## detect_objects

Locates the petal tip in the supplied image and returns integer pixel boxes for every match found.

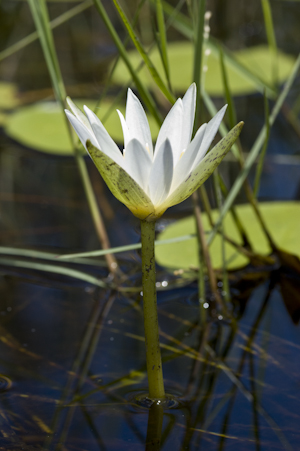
[83,105,92,115]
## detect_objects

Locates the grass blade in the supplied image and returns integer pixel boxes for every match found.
[213,170,231,303]
[202,90,240,161]
[261,0,278,85]
[93,0,162,124]
[192,0,206,129]
[219,45,237,129]
[253,92,270,197]
[27,0,65,105]
[155,0,170,85]
[0,1,94,63]
[111,0,175,103]
[27,0,119,273]
[0,257,107,288]
[207,53,300,245]
[161,1,277,97]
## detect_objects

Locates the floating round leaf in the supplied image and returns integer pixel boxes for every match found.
[156,202,300,271]
[111,43,295,96]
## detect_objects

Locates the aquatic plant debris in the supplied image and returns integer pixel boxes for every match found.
[65,84,243,220]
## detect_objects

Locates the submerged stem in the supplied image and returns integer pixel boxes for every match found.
[140,220,165,400]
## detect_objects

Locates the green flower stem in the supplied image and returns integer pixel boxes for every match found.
[140,220,165,400]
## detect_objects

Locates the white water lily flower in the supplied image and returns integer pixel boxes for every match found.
[65,84,243,221]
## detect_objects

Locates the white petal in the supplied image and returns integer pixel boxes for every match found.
[149,139,173,206]
[117,110,131,149]
[197,105,227,161]
[156,122,244,216]
[154,99,183,165]
[126,89,153,156]
[83,106,124,166]
[65,110,98,150]
[180,83,196,152]
[170,123,207,193]
[66,97,93,132]
[123,138,152,192]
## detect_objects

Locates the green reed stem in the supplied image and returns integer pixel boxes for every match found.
[140,220,165,400]
[111,0,175,103]
[192,0,206,130]
[253,91,270,197]
[0,1,93,62]
[161,2,276,97]
[208,52,300,245]
[93,0,162,124]
[191,192,206,323]
[261,0,278,86]
[155,0,170,85]
[28,0,118,274]
[213,170,231,303]
[192,192,225,314]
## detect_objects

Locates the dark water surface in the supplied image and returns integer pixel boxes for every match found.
[0,138,300,450]
[1,256,300,450]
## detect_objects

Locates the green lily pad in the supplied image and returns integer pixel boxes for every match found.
[4,99,160,155]
[156,202,300,271]
[111,43,295,96]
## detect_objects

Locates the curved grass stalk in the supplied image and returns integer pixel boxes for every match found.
[207,53,300,246]
[192,191,225,313]
[110,0,175,104]
[92,0,163,125]
[92,0,147,116]
[0,234,195,264]
[0,221,274,268]
[202,92,251,250]
[253,92,271,197]
[213,170,231,303]
[0,257,107,288]
[204,49,292,252]
[0,1,93,63]
[261,0,278,86]
[27,0,119,274]
[192,0,206,130]
[202,90,240,161]
[155,0,170,86]
[160,1,277,97]
[219,46,237,130]
[192,193,206,321]
[58,234,195,259]
[0,246,106,266]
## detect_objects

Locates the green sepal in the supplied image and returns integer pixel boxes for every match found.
[86,141,155,220]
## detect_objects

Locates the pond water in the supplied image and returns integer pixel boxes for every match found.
[1,1,300,449]
[1,253,300,450]
[0,135,300,450]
